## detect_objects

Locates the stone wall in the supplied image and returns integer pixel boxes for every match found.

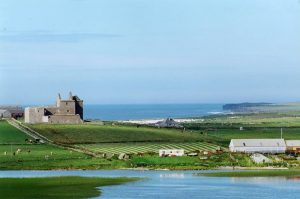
[48,114,82,124]
[25,107,45,123]
[57,100,76,115]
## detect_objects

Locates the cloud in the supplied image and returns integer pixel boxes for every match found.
[0,31,122,43]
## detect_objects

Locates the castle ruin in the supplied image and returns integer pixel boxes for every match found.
[25,92,83,124]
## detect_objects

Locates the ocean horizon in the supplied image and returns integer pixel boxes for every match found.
[83,104,224,121]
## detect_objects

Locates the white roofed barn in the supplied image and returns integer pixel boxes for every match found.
[229,139,286,154]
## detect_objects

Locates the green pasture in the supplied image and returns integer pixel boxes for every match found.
[0,144,86,161]
[0,176,139,199]
[28,124,206,144]
[0,120,30,144]
[185,112,300,129]
[0,144,131,170]
[80,142,220,155]
[131,153,255,169]
[207,128,300,142]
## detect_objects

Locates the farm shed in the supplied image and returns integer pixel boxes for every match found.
[285,140,300,153]
[0,106,24,118]
[155,118,182,128]
[229,139,286,154]
[159,149,184,157]
[0,110,11,118]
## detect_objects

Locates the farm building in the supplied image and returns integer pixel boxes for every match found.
[0,106,24,118]
[159,149,184,157]
[155,118,182,128]
[25,92,83,124]
[0,110,11,118]
[229,139,286,154]
[285,140,300,153]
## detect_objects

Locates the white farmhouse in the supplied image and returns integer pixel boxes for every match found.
[229,139,286,154]
[159,149,184,157]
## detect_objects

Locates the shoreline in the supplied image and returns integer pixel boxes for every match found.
[0,166,292,172]
[119,118,199,125]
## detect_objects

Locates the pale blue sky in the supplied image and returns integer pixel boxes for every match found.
[0,0,299,104]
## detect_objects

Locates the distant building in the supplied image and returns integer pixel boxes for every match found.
[159,149,184,157]
[0,109,11,118]
[155,118,182,128]
[25,92,83,124]
[0,106,24,118]
[285,140,300,153]
[229,139,286,154]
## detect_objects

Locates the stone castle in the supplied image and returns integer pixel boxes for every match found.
[25,92,83,124]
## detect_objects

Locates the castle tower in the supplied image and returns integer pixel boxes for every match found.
[69,91,73,100]
[56,93,61,107]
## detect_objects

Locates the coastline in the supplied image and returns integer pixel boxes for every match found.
[119,118,199,125]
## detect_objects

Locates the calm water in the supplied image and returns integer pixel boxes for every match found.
[84,104,224,120]
[1,170,300,199]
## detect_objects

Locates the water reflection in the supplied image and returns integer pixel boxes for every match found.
[1,170,300,199]
[159,173,185,178]
[231,176,288,184]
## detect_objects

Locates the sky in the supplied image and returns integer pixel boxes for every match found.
[0,0,299,105]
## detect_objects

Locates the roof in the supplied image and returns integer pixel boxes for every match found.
[0,109,10,114]
[230,139,286,147]
[285,140,300,147]
[0,106,23,114]
[156,118,181,127]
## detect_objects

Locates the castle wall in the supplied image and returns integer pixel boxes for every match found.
[48,115,82,124]
[25,107,45,123]
[75,100,83,119]
[45,107,59,115]
[25,93,83,124]
[57,100,76,115]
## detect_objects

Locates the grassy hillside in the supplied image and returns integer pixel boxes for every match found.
[0,176,139,199]
[207,128,300,141]
[0,120,30,144]
[80,142,220,155]
[28,124,206,144]
[184,112,300,129]
[0,120,131,170]
[180,112,300,146]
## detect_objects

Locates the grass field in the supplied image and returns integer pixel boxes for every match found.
[130,153,255,169]
[0,144,86,162]
[198,170,300,177]
[0,143,132,170]
[184,112,300,128]
[207,128,300,142]
[80,142,221,155]
[28,124,207,144]
[0,120,30,144]
[0,120,131,169]
[0,176,139,199]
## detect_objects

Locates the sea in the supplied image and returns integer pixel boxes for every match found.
[84,104,224,121]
